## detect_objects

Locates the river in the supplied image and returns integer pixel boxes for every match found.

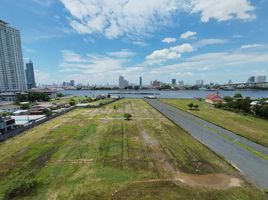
[61,89,268,99]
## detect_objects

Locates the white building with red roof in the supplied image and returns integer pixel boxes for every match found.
[205,93,224,104]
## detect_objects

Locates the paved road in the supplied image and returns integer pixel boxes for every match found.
[145,99,268,189]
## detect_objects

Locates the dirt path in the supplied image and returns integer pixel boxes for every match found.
[140,131,243,190]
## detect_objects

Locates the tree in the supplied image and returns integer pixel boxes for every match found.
[69,99,76,106]
[187,103,194,110]
[257,105,268,118]
[20,103,30,110]
[28,92,50,102]
[124,113,132,120]
[234,93,242,98]
[223,96,233,102]
[57,93,64,97]
[194,104,199,110]
[15,93,28,104]
[43,108,52,117]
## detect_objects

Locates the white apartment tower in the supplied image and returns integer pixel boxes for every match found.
[0,20,27,92]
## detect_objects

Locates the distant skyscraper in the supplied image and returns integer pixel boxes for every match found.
[247,76,255,83]
[70,80,75,86]
[172,79,176,85]
[139,76,142,88]
[255,76,266,83]
[178,81,184,86]
[196,80,204,86]
[0,20,27,92]
[25,60,36,89]
[119,75,128,88]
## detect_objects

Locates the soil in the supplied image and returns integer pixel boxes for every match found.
[140,131,243,190]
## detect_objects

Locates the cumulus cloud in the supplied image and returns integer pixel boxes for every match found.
[108,49,136,58]
[60,0,256,39]
[190,0,255,22]
[60,50,144,84]
[240,44,264,49]
[149,50,268,76]
[162,37,177,43]
[180,31,197,39]
[146,43,193,64]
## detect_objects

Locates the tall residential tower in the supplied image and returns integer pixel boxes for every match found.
[25,60,36,89]
[0,20,27,92]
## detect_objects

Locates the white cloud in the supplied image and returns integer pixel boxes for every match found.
[34,69,55,84]
[59,50,145,84]
[60,0,256,39]
[180,31,197,39]
[33,0,53,7]
[60,0,184,39]
[147,50,268,76]
[146,43,193,64]
[108,49,136,58]
[241,44,264,49]
[162,37,177,43]
[193,39,228,48]
[190,0,255,22]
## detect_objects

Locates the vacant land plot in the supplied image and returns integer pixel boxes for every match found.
[161,99,268,148]
[0,99,266,199]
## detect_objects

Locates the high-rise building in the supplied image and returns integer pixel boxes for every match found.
[25,60,36,89]
[70,80,75,86]
[255,76,266,83]
[196,80,204,86]
[151,80,161,88]
[247,76,255,83]
[0,20,27,92]
[178,81,184,86]
[139,76,142,88]
[171,79,176,85]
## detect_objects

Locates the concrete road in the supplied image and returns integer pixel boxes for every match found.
[145,99,268,189]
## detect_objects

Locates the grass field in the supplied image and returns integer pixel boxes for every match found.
[161,99,268,148]
[51,96,113,106]
[0,99,266,199]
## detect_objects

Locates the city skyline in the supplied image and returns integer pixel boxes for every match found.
[1,0,268,85]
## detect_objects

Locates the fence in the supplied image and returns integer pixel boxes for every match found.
[0,98,123,142]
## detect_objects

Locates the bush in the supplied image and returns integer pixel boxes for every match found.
[256,105,268,118]
[215,103,224,108]
[223,96,233,102]
[69,99,76,106]
[56,93,64,97]
[187,103,194,110]
[124,113,132,120]
[193,104,199,110]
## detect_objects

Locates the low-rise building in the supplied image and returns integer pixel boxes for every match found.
[205,93,224,104]
[0,116,16,133]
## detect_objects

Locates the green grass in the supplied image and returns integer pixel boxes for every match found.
[0,99,266,199]
[161,98,268,148]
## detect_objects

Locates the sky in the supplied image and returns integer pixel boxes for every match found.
[1,0,268,85]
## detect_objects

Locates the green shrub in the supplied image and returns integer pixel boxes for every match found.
[124,113,132,120]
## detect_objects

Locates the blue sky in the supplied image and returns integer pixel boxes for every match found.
[1,0,268,85]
